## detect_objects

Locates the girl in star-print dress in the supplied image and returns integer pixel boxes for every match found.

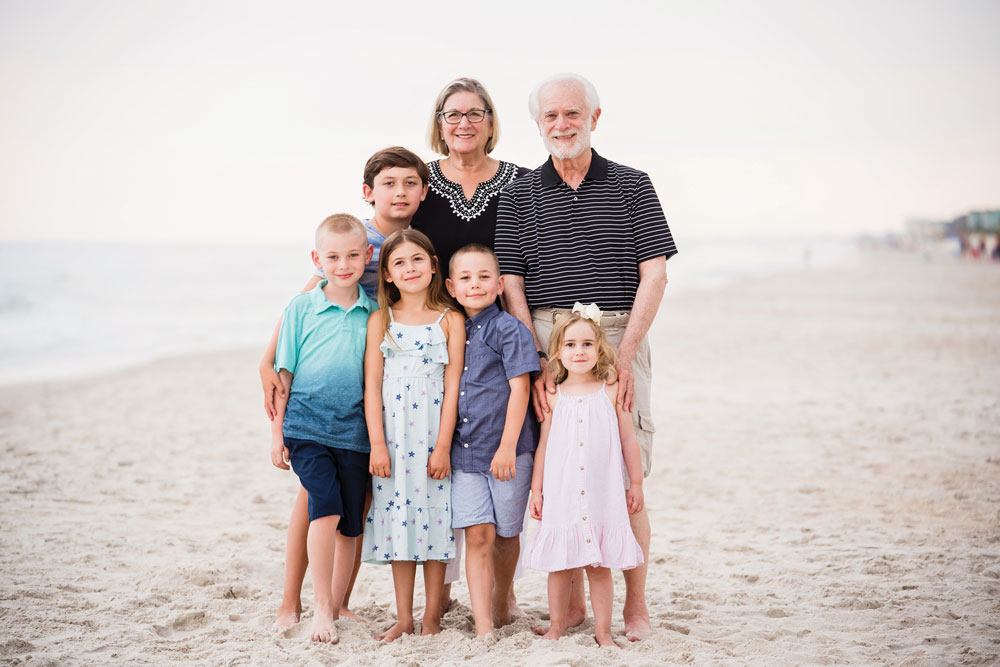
[361,230,465,641]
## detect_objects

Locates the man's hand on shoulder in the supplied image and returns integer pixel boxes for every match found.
[531,359,556,421]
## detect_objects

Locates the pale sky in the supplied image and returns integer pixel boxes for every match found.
[1,0,997,243]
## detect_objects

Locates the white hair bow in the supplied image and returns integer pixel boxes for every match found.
[572,302,602,325]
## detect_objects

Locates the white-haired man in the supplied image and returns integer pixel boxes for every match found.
[495,73,677,641]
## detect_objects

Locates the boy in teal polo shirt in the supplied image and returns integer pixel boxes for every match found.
[270,213,375,644]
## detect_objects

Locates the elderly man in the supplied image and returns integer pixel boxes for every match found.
[494,73,677,641]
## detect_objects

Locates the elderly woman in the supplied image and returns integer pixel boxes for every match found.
[411,77,528,278]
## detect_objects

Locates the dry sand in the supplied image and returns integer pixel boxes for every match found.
[1,252,998,666]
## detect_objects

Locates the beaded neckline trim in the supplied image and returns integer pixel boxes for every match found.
[428,160,519,222]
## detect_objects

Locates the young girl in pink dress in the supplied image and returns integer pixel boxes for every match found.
[524,304,645,647]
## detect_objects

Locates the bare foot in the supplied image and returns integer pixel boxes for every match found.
[540,627,565,640]
[274,601,302,629]
[336,606,369,624]
[507,594,534,620]
[624,616,652,642]
[376,620,414,642]
[492,593,511,628]
[595,630,617,647]
[567,606,587,628]
[420,616,442,636]
[310,610,338,643]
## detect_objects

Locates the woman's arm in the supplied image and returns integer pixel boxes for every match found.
[528,395,556,520]
[259,274,324,419]
[428,309,465,481]
[365,310,391,478]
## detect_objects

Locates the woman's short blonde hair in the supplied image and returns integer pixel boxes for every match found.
[427,77,500,157]
[547,312,618,384]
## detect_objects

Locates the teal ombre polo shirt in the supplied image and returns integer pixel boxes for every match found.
[275,281,376,453]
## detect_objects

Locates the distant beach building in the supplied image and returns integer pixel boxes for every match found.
[950,210,1000,260]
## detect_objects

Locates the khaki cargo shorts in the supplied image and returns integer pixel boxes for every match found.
[531,308,655,478]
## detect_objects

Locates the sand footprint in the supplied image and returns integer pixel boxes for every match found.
[153,611,209,639]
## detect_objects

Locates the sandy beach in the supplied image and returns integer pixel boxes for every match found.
[1,252,998,666]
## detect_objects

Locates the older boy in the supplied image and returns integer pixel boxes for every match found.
[261,147,429,628]
[445,244,539,638]
[270,214,375,643]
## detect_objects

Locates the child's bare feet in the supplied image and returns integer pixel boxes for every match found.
[539,626,565,640]
[624,616,652,641]
[507,590,534,620]
[532,610,584,636]
[310,607,338,643]
[420,615,442,636]
[491,592,511,628]
[336,606,369,624]
[376,620,414,642]
[275,602,302,629]
[595,630,617,647]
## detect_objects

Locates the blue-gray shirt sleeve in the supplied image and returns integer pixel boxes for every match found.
[492,314,540,380]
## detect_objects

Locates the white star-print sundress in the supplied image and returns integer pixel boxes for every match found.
[362,308,454,564]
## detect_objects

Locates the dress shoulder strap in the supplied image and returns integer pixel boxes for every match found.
[387,307,396,323]
[434,307,450,324]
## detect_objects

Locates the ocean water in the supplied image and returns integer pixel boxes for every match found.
[0,237,855,385]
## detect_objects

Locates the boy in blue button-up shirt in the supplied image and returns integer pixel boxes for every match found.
[270,214,376,644]
[445,244,539,638]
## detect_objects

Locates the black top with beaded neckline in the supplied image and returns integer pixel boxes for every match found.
[411,159,529,280]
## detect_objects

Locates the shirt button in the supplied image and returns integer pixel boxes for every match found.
[477,325,481,329]
[464,366,468,371]
[463,443,469,448]
[466,341,470,345]
[460,391,465,396]
[463,418,468,423]
[573,196,579,202]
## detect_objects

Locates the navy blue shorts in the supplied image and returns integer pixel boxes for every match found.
[285,438,370,537]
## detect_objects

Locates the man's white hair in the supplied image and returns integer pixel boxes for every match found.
[528,73,601,119]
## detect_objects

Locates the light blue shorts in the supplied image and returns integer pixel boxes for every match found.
[451,452,533,537]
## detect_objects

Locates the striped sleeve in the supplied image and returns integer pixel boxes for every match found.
[629,171,677,263]
[494,187,526,277]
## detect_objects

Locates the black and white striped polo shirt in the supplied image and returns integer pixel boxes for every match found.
[494,149,677,311]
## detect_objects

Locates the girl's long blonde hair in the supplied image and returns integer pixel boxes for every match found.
[376,229,455,342]
[547,311,617,384]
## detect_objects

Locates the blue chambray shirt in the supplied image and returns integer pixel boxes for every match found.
[275,281,375,453]
[452,304,540,472]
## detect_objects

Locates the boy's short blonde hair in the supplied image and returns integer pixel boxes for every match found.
[316,213,367,248]
[448,243,500,276]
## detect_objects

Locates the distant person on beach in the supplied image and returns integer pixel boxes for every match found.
[443,244,538,638]
[259,147,429,628]
[269,214,376,643]
[524,305,645,647]
[494,72,677,641]
[361,229,465,641]
[410,76,532,617]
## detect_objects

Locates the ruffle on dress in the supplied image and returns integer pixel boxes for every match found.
[525,520,644,572]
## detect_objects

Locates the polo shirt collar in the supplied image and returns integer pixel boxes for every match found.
[465,303,500,333]
[539,148,609,188]
[310,280,375,315]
